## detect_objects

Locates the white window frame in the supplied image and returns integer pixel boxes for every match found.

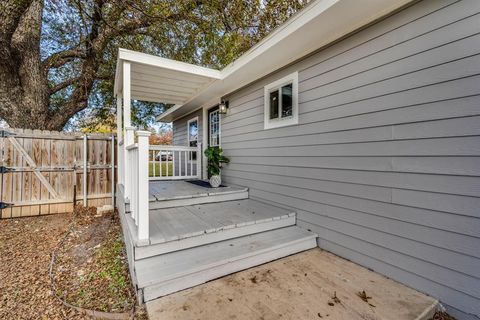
[187,116,199,147]
[209,108,221,147]
[264,71,298,130]
[187,116,199,164]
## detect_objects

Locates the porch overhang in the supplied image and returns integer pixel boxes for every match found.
[114,49,221,105]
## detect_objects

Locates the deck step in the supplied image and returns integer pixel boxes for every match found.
[127,186,249,212]
[135,226,317,301]
[135,199,296,259]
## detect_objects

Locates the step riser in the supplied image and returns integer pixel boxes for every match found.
[142,237,317,302]
[134,216,296,260]
[126,191,249,212]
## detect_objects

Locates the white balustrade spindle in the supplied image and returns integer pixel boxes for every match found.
[148,144,202,180]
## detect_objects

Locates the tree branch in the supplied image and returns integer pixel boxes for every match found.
[49,77,79,94]
[42,49,86,70]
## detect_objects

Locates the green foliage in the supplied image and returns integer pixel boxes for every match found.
[204,147,230,176]
[40,0,308,130]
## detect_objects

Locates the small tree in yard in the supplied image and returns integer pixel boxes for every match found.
[149,130,173,145]
[0,0,307,131]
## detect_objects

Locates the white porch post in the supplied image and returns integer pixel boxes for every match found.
[124,127,135,205]
[123,61,132,198]
[116,96,124,185]
[123,61,131,128]
[137,130,151,242]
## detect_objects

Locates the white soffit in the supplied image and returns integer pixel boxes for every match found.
[114,49,221,105]
[148,0,413,122]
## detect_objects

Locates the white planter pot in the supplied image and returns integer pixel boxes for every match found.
[209,175,221,188]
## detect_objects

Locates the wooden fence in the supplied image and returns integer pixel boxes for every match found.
[0,128,116,218]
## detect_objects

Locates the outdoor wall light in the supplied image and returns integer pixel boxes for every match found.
[219,100,229,114]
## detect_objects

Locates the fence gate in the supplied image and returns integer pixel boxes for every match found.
[0,128,116,218]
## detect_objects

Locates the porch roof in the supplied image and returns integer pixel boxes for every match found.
[114,49,221,106]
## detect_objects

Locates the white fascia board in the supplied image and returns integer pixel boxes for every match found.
[156,105,183,122]
[220,0,338,78]
[118,48,222,80]
[155,0,413,122]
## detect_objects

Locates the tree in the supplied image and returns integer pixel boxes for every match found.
[0,0,307,131]
[149,130,173,145]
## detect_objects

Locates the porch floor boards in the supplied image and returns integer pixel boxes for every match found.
[137,227,317,301]
[148,180,247,201]
[148,199,295,246]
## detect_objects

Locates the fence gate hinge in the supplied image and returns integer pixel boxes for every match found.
[0,130,15,138]
[0,202,13,209]
[0,166,14,174]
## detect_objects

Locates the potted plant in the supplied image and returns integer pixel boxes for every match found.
[204,147,230,188]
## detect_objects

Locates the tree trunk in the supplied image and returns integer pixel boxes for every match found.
[0,0,53,129]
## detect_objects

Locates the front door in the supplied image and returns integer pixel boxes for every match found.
[208,106,220,148]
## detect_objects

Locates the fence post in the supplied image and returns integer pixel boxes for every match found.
[124,127,135,202]
[111,134,115,206]
[136,130,151,242]
[83,134,88,206]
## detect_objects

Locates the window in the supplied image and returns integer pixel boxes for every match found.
[209,109,220,147]
[187,117,198,147]
[264,72,298,129]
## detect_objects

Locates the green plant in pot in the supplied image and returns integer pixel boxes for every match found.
[204,147,230,188]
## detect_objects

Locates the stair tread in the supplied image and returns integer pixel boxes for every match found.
[149,181,248,201]
[135,226,317,288]
[148,199,295,245]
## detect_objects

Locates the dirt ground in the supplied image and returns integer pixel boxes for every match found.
[52,207,136,314]
[0,213,85,319]
[0,210,146,319]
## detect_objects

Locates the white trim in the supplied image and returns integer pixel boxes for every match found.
[118,48,221,80]
[264,72,298,130]
[173,105,203,123]
[202,105,208,179]
[152,0,412,122]
[123,61,131,127]
[208,107,221,147]
[187,116,199,147]
[220,0,337,78]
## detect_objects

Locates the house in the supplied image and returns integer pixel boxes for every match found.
[114,0,480,319]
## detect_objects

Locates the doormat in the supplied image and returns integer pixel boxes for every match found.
[186,180,226,188]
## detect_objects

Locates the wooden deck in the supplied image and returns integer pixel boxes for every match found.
[148,199,295,245]
[146,248,439,320]
[117,180,317,301]
[148,180,248,201]
[124,198,297,258]
[139,180,249,210]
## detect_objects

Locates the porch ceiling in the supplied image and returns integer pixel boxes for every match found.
[114,49,221,105]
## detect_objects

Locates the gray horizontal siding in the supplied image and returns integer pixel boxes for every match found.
[172,108,203,146]
[221,0,480,318]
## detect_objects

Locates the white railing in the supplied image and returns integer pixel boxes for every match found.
[125,128,150,242]
[149,143,202,180]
